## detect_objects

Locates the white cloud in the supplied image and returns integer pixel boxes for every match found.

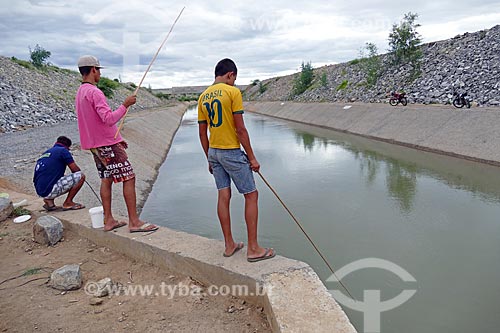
[0,0,498,87]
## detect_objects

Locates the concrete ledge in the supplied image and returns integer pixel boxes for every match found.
[57,210,356,333]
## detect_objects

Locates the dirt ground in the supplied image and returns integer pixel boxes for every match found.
[0,188,271,333]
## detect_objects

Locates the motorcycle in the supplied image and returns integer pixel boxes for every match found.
[389,91,408,106]
[452,91,471,108]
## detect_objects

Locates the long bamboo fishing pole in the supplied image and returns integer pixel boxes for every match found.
[257,171,356,301]
[114,6,185,139]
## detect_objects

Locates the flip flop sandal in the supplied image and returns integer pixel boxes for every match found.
[62,203,85,211]
[129,223,159,233]
[43,204,58,211]
[247,248,276,263]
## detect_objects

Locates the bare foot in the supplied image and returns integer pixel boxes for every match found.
[42,199,58,211]
[223,242,244,257]
[62,202,85,210]
[103,219,127,231]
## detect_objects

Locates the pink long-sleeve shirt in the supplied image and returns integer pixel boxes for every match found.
[75,83,126,150]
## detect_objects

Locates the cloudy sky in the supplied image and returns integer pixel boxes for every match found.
[1,0,499,88]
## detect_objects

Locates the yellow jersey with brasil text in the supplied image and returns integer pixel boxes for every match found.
[198,83,244,149]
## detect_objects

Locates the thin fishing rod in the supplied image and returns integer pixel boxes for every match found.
[257,171,356,301]
[115,6,186,139]
[85,180,102,206]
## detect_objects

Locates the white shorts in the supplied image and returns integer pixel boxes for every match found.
[44,172,83,200]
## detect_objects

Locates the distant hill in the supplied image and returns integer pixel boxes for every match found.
[153,85,249,98]
[244,25,500,106]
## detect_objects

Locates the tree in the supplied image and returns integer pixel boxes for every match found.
[320,72,328,87]
[360,42,381,86]
[293,61,314,95]
[388,12,422,66]
[258,81,267,94]
[29,44,51,68]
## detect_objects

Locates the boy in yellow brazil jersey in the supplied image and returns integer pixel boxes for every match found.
[198,58,276,262]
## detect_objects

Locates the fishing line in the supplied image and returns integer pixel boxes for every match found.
[115,6,186,138]
[257,171,356,301]
[85,180,102,206]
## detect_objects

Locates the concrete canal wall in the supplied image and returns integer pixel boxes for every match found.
[246,101,500,166]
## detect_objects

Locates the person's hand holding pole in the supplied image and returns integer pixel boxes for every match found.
[123,95,137,109]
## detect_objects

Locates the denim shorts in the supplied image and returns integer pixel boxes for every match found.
[208,148,256,194]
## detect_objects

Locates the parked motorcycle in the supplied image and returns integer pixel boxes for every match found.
[452,91,471,108]
[389,91,408,106]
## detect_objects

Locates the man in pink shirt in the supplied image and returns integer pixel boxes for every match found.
[75,55,158,233]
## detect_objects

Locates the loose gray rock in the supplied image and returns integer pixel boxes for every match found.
[89,298,104,306]
[244,25,500,107]
[0,197,13,222]
[33,215,63,245]
[50,264,82,291]
[95,277,113,297]
[0,56,165,133]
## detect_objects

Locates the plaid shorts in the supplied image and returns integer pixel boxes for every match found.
[45,171,83,199]
[91,142,135,183]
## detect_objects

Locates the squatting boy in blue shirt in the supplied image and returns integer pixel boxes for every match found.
[33,136,86,211]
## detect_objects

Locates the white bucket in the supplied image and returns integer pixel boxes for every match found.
[89,206,104,229]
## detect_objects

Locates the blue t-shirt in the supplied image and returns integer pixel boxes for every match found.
[33,143,74,197]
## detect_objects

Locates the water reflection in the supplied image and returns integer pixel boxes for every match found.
[294,132,316,151]
[293,129,419,214]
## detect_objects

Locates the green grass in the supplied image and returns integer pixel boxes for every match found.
[48,65,76,75]
[177,95,199,102]
[12,207,30,216]
[0,232,8,237]
[337,79,349,91]
[22,267,43,276]
[155,92,170,99]
[11,57,34,70]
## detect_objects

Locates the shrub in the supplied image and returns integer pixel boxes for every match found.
[29,44,51,68]
[293,61,314,96]
[359,42,381,86]
[258,81,267,94]
[388,12,422,66]
[97,77,120,98]
[251,79,260,86]
[320,72,328,87]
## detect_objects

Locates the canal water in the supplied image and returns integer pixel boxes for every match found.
[142,106,500,333]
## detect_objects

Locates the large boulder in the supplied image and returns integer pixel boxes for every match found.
[33,215,63,245]
[50,264,82,291]
[0,197,13,222]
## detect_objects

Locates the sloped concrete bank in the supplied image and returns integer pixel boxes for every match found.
[245,101,500,166]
